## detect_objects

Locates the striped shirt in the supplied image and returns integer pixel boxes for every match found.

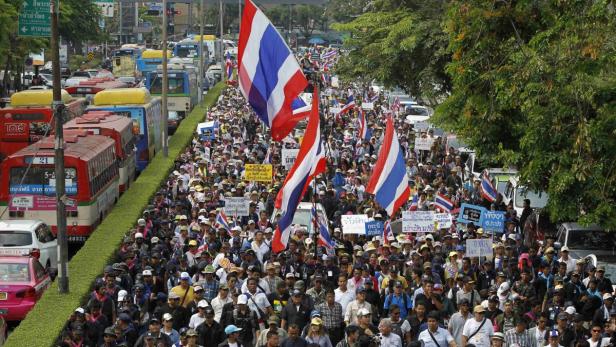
[504,328,536,347]
[318,301,344,330]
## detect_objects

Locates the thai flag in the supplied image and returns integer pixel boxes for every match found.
[272,88,327,253]
[215,211,231,232]
[358,109,368,141]
[321,50,337,61]
[383,220,392,246]
[238,0,308,141]
[480,169,498,202]
[366,116,410,216]
[313,206,335,248]
[338,95,355,115]
[392,96,400,113]
[434,193,454,212]
[225,52,233,80]
[369,93,379,103]
[409,194,419,211]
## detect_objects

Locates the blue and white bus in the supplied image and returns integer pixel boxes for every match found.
[89,88,163,172]
[145,62,198,117]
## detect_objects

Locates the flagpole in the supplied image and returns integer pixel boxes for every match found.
[312,86,320,257]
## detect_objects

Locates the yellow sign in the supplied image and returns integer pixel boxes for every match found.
[245,164,273,182]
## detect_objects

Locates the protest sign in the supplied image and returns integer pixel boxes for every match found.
[414,137,434,151]
[341,214,368,234]
[414,121,430,132]
[402,211,435,233]
[466,239,494,258]
[482,210,506,234]
[244,164,273,182]
[281,148,299,170]
[457,203,486,225]
[361,102,374,110]
[197,121,217,140]
[365,221,384,236]
[223,197,250,217]
[434,213,452,229]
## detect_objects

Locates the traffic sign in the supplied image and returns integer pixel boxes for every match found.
[18,0,51,37]
[87,52,94,61]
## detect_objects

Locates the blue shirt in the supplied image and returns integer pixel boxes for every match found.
[384,293,413,319]
[418,327,453,347]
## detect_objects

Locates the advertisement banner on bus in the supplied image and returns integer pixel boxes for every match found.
[9,194,77,211]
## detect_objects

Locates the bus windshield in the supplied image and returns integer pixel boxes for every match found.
[9,167,77,196]
[149,74,185,94]
[109,109,145,136]
[113,49,135,57]
[515,188,548,208]
[175,45,199,58]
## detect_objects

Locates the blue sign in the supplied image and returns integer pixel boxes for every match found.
[482,210,506,234]
[10,184,77,196]
[457,203,486,225]
[365,221,384,236]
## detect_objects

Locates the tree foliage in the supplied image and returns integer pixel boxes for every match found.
[59,0,104,49]
[433,0,616,228]
[332,0,451,105]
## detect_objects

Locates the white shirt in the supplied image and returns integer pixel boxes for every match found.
[344,300,372,325]
[251,240,270,263]
[211,295,233,322]
[188,313,206,329]
[587,337,611,347]
[242,292,271,318]
[241,278,270,295]
[558,256,577,273]
[462,318,494,347]
[334,287,356,316]
[380,332,403,347]
[419,327,454,347]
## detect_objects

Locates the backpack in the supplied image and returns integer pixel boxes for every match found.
[385,293,409,314]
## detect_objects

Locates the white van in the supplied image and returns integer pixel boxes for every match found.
[270,202,329,236]
[0,220,58,270]
[503,176,549,217]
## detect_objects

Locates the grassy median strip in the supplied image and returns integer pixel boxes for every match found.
[5,82,226,347]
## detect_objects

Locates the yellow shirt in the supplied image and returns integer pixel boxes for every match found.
[381,275,408,290]
[171,285,195,308]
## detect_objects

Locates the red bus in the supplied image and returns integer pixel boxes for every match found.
[0,90,86,161]
[63,111,137,192]
[0,130,119,242]
[64,77,129,98]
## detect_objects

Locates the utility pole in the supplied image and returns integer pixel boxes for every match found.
[219,0,224,71]
[162,0,169,157]
[51,0,69,294]
[198,0,204,104]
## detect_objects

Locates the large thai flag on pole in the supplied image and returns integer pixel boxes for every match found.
[313,206,335,249]
[366,116,410,217]
[238,0,308,141]
[434,193,454,212]
[382,220,392,246]
[215,211,231,232]
[338,95,355,115]
[225,52,233,80]
[272,88,327,253]
[358,109,368,141]
[480,169,498,202]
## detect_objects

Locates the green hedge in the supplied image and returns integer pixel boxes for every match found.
[5,82,226,347]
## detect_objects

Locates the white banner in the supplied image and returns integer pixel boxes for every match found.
[361,102,374,110]
[281,148,299,170]
[402,211,435,233]
[341,214,368,234]
[434,213,452,229]
[466,239,494,258]
[414,137,434,151]
[223,197,250,217]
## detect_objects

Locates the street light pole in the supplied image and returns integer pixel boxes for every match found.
[219,0,224,71]
[198,0,204,104]
[51,0,69,294]
[162,0,169,157]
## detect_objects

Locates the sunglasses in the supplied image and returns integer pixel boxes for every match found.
[593,330,602,333]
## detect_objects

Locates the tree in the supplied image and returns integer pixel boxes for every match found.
[433,0,616,228]
[332,0,451,105]
[58,0,104,53]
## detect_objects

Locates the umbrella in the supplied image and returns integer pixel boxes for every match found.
[308,37,326,45]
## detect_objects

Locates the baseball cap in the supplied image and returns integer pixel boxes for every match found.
[357,308,371,316]
[168,292,180,300]
[492,332,505,341]
[549,330,560,338]
[237,295,248,305]
[473,305,485,313]
[604,293,614,301]
[557,312,568,320]
[197,300,209,308]
[142,269,152,276]
[163,313,173,321]
[135,232,144,239]
[180,272,190,280]
[292,289,302,296]
[225,325,243,335]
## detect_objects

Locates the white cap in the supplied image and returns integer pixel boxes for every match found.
[151,236,160,244]
[197,300,209,308]
[561,246,570,252]
[135,232,144,239]
[565,306,576,315]
[142,269,152,276]
[75,307,85,314]
[425,234,434,240]
[237,295,248,305]
[138,218,146,226]
[163,313,174,321]
[118,289,128,302]
[180,272,190,280]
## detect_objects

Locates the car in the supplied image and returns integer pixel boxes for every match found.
[206,65,222,85]
[270,202,329,236]
[167,111,181,135]
[0,220,58,271]
[64,76,89,88]
[555,223,616,281]
[486,168,519,196]
[0,250,52,321]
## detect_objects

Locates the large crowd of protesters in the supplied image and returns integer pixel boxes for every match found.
[58,62,616,347]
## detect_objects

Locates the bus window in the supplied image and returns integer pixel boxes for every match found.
[9,167,77,196]
[149,74,184,94]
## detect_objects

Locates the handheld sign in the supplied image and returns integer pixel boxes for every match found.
[281,148,299,170]
[223,197,250,217]
[457,203,486,225]
[341,214,368,234]
[482,210,506,234]
[402,211,435,233]
[365,220,384,236]
[466,239,493,258]
[244,164,273,182]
